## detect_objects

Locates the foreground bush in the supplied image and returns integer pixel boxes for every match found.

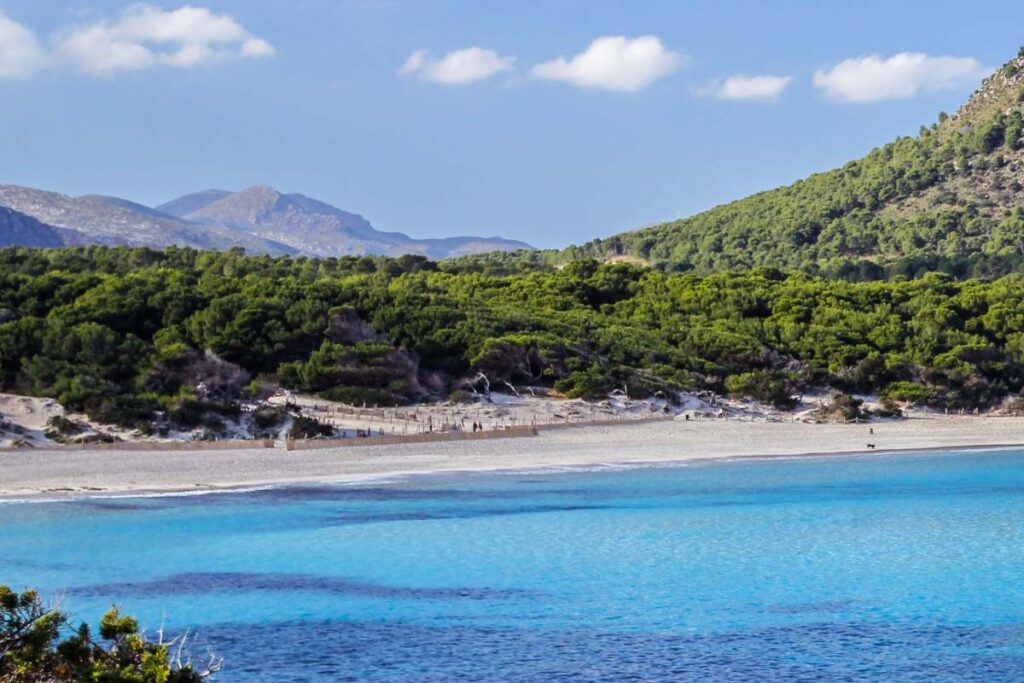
[0,584,219,682]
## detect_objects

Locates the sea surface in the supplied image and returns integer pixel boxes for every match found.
[2,449,1024,681]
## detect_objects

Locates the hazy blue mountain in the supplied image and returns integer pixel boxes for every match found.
[156,190,232,219]
[0,183,532,258]
[0,207,68,247]
[81,194,187,220]
[162,184,534,258]
[0,185,295,255]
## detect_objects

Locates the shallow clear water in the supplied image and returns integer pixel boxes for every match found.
[3,449,1024,681]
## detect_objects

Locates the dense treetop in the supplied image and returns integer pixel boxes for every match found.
[2,247,1024,430]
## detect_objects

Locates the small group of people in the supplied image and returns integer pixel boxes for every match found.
[471,421,485,432]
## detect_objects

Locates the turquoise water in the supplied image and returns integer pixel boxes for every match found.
[2,449,1024,681]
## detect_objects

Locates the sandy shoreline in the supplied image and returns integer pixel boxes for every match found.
[2,415,1024,501]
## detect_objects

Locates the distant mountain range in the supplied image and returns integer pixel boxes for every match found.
[0,184,532,258]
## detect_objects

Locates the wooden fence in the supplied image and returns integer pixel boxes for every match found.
[283,415,675,451]
[534,415,675,431]
[284,425,539,451]
[2,414,677,454]
[0,438,275,453]
[299,401,673,435]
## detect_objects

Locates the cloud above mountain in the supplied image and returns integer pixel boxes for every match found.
[0,12,47,79]
[701,74,792,101]
[813,52,985,103]
[391,40,986,106]
[397,35,685,92]
[0,5,273,79]
[531,35,686,92]
[398,47,515,85]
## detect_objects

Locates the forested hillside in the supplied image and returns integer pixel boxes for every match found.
[3,247,1024,431]
[573,49,1024,277]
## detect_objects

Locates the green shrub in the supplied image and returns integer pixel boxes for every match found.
[724,370,800,409]
[0,584,216,681]
[319,386,406,407]
[554,366,615,400]
[252,405,288,431]
[166,399,239,431]
[815,392,865,422]
[883,381,938,405]
[289,415,333,439]
[874,396,904,418]
[45,415,83,436]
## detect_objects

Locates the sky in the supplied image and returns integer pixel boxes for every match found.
[0,0,1022,249]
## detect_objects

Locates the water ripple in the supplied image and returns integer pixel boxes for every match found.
[70,572,533,602]
[194,618,1024,682]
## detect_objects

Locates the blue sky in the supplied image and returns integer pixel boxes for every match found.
[1,0,1022,248]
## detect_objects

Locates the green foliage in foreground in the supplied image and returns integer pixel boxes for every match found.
[4,247,1024,422]
[0,584,215,682]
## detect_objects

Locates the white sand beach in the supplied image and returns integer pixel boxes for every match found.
[3,415,1024,500]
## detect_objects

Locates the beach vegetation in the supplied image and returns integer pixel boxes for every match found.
[6,248,1024,423]
[288,414,335,439]
[0,584,219,682]
[814,393,867,422]
[724,370,801,409]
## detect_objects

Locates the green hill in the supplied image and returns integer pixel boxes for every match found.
[571,49,1024,278]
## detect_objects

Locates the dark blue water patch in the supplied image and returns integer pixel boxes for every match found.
[247,479,1024,512]
[65,462,1024,518]
[758,600,855,615]
[0,556,79,572]
[72,485,572,512]
[194,618,1024,683]
[324,503,610,526]
[81,500,159,511]
[69,572,533,602]
[246,485,520,503]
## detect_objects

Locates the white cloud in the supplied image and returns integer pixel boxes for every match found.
[531,35,685,92]
[813,52,986,103]
[703,74,791,101]
[51,4,276,77]
[241,38,275,58]
[54,21,155,74]
[0,12,47,79]
[398,47,514,85]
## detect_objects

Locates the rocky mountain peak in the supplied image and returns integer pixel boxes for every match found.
[0,182,533,259]
[945,48,1024,132]
[188,185,288,230]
